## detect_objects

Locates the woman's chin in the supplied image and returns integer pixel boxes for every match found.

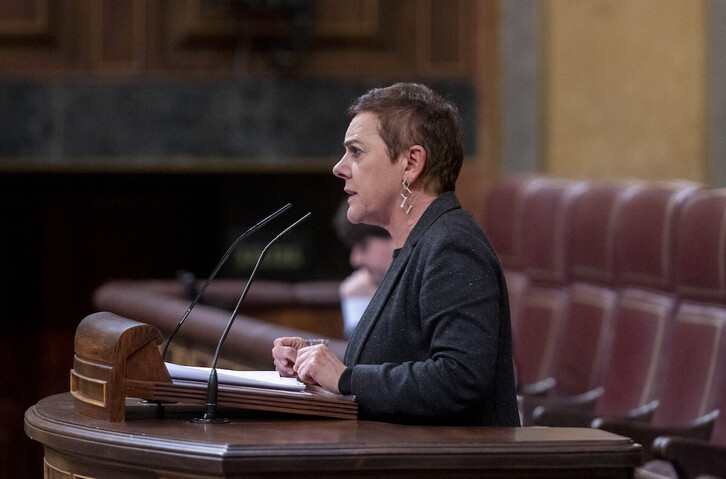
[347,212,364,225]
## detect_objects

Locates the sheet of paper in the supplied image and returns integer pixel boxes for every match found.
[165,362,306,391]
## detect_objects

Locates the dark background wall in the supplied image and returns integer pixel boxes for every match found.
[0,79,475,167]
[0,1,481,475]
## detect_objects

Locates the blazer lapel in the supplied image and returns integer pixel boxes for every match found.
[343,192,462,365]
[344,245,413,364]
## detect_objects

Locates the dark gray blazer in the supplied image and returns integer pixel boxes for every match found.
[339,192,520,426]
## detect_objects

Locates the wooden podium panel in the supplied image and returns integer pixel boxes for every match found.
[25,393,643,478]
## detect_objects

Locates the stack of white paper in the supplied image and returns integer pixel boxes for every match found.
[165,362,306,392]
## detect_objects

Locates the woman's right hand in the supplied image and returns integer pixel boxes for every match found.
[272,337,307,377]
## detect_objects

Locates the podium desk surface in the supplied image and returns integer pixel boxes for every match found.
[26,393,642,478]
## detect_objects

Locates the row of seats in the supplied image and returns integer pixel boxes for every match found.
[479,175,726,478]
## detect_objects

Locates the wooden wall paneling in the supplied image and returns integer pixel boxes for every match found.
[0,0,49,35]
[168,0,266,42]
[151,0,237,72]
[89,0,147,74]
[300,0,476,78]
[474,0,501,178]
[0,0,476,78]
[422,0,475,77]
[457,0,500,220]
[293,0,411,77]
[153,0,319,73]
[0,0,81,74]
[449,0,495,218]
[314,0,380,38]
[148,0,473,78]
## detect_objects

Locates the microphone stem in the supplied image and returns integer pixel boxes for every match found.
[210,212,311,370]
[161,203,292,361]
[203,369,219,421]
[196,211,310,424]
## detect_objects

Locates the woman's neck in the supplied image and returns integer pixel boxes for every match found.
[386,192,437,249]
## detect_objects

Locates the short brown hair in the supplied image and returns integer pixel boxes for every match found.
[347,82,464,194]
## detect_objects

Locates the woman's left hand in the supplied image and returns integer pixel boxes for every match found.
[294,344,347,394]
[272,336,307,377]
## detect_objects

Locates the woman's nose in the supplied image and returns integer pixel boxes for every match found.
[333,156,348,179]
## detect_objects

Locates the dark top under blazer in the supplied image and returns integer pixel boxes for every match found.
[339,192,520,426]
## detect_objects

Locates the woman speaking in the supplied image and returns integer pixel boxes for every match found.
[272,83,520,427]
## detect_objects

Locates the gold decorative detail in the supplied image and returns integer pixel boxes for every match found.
[70,369,108,408]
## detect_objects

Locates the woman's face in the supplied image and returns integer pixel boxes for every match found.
[333,112,404,229]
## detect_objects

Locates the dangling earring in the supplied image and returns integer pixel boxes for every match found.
[400,178,413,215]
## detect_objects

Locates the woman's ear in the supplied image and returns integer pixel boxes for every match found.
[403,145,426,184]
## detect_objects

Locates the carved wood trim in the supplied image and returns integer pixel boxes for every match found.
[0,0,49,36]
[89,0,147,74]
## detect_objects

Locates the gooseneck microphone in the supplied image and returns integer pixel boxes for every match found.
[161,203,292,362]
[194,211,312,424]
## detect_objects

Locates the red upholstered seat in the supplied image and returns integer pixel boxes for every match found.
[512,178,587,390]
[568,181,643,287]
[650,360,726,478]
[554,181,642,395]
[596,188,726,476]
[648,188,726,428]
[504,270,528,336]
[519,178,587,285]
[533,183,699,427]
[518,280,619,425]
[595,288,675,416]
[519,182,641,424]
[479,174,536,272]
[675,190,726,453]
[657,188,726,429]
[648,381,726,479]
[596,183,700,416]
[676,189,726,303]
[518,182,635,424]
[712,388,726,446]
[616,181,701,293]
[651,305,726,425]
[479,175,537,335]
[551,282,617,396]
[515,287,569,388]
[596,305,726,471]
[646,189,726,477]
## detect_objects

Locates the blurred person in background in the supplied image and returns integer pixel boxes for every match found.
[334,200,395,339]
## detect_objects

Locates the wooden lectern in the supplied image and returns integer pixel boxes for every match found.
[69,311,357,422]
[24,312,643,478]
